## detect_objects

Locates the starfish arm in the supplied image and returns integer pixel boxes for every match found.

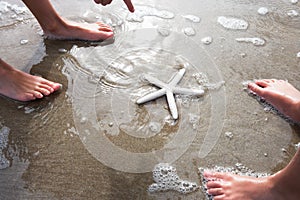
[166,91,178,119]
[169,68,186,86]
[136,88,166,104]
[173,87,204,96]
[143,74,168,89]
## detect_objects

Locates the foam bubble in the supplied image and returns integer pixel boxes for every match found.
[189,114,200,124]
[80,117,87,124]
[257,7,269,15]
[10,4,27,14]
[149,122,162,133]
[225,131,233,139]
[20,39,28,45]
[126,6,174,22]
[297,52,300,58]
[194,72,225,90]
[0,1,28,19]
[24,106,35,114]
[217,16,249,30]
[291,0,298,4]
[0,1,9,13]
[58,48,67,53]
[201,36,213,45]
[149,163,198,194]
[193,72,209,86]
[287,10,299,17]
[183,27,196,36]
[236,37,265,46]
[182,14,201,23]
[189,114,200,130]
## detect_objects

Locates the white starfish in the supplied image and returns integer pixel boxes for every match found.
[136,68,204,119]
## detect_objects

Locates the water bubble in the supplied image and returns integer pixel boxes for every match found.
[217,16,249,30]
[258,7,269,15]
[297,52,300,58]
[240,53,247,58]
[0,2,9,13]
[80,117,87,124]
[58,48,67,53]
[225,131,233,139]
[193,72,209,86]
[24,107,35,114]
[201,36,213,45]
[108,122,114,127]
[236,37,265,46]
[183,27,196,36]
[182,14,201,23]
[189,114,200,124]
[291,0,298,4]
[149,122,161,133]
[126,6,174,22]
[281,148,287,153]
[287,10,299,17]
[20,39,28,45]
[10,4,27,14]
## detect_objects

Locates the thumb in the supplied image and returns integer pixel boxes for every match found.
[123,0,135,12]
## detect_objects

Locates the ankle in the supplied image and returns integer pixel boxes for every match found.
[41,16,68,37]
[0,59,15,75]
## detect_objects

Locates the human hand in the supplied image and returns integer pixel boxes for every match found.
[94,0,135,12]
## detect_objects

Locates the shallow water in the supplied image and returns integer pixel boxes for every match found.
[0,0,300,199]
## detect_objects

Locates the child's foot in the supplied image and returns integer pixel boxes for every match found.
[204,171,278,200]
[43,20,114,41]
[248,79,300,122]
[0,59,61,101]
[203,169,300,200]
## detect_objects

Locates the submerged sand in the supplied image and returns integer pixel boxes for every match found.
[0,0,300,199]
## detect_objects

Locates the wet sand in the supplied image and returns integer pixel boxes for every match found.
[0,0,300,199]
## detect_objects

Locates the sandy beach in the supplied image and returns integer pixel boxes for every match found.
[0,0,299,199]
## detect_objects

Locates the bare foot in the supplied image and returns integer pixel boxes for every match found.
[43,20,114,41]
[203,171,279,200]
[0,59,61,101]
[22,0,114,41]
[203,164,300,200]
[248,79,300,122]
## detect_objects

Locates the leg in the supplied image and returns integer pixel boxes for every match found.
[22,0,114,41]
[248,79,300,123]
[204,148,300,200]
[0,59,61,101]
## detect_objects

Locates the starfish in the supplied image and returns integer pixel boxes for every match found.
[136,68,204,119]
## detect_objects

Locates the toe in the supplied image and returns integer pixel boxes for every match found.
[255,79,269,87]
[96,22,113,32]
[248,82,265,96]
[204,171,227,180]
[206,181,223,188]
[33,91,43,99]
[41,79,62,92]
[208,187,224,196]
